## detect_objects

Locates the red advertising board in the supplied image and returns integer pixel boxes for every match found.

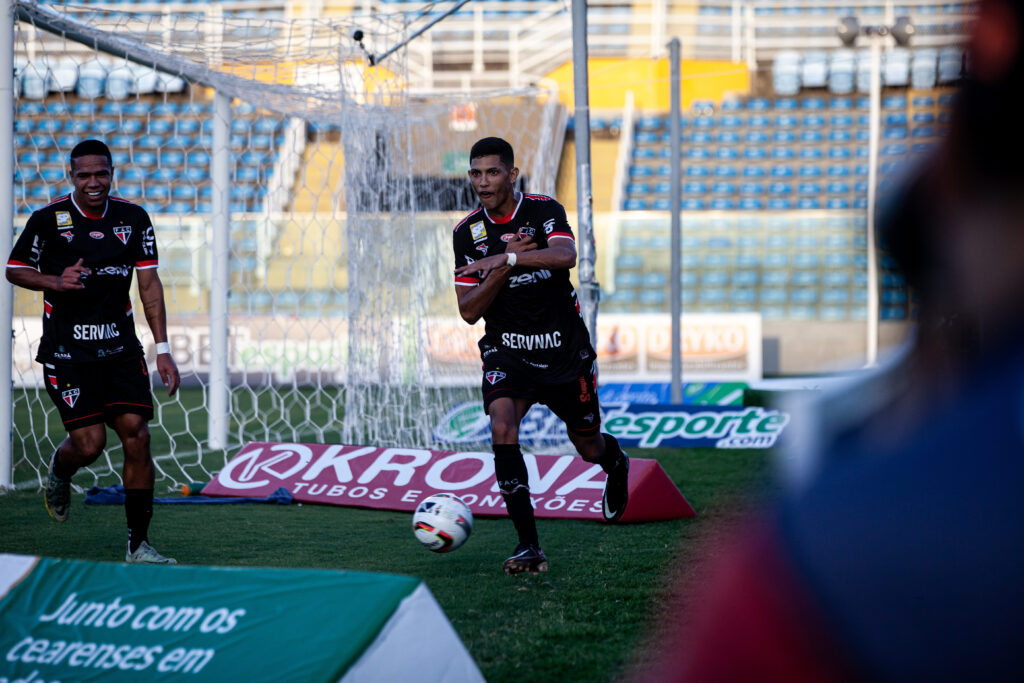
[204,442,695,522]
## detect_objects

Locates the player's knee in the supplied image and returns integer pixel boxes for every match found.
[490,419,519,444]
[69,427,106,461]
[120,424,151,457]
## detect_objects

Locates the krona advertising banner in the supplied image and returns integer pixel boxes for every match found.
[0,554,483,683]
[203,444,695,522]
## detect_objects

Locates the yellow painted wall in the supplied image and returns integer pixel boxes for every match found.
[545,58,750,111]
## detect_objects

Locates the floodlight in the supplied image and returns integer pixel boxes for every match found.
[838,16,860,47]
[891,16,915,47]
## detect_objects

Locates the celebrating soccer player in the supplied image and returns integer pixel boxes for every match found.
[453,136,630,575]
[7,139,181,565]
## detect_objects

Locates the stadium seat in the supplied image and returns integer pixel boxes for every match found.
[883,48,911,86]
[911,48,939,89]
[801,50,828,88]
[773,51,801,95]
[828,50,856,94]
[938,47,963,82]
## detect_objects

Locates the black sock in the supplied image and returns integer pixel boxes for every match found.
[494,443,539,547]
[51,449,75,481]
[598,433,625,474]
[125,488,154,553]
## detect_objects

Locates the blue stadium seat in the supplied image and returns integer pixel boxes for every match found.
[715,166,738,178]
[747,98,771,111]
[770,166,794,178]
[682,198,705,210]
[769,182,793,195]
[626,181,651,196]
[740,182,764,195]
[938,47,963,82]
[775,114,799,128]
[182,167,207,183]
[742,166,766,178]
[747,114,772,129]
[792,270,819,286]
[685,165,710,177]
[686,148,711,161]
[883,48,911,86]
[799,165,823,178]
[115,184,143,200]
[651,198,672,210]
[796,198,821,209]
[150,168,176,182]
[716,147,739,161]
[772,147,795,160]
[744,147,768,161]
[799,145,823,159]
[829,129,853,143]
[773,130,797,144]
[718,115,744,128]
[828,50,856,94]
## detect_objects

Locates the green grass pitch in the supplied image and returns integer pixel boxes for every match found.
[1,389,774,682]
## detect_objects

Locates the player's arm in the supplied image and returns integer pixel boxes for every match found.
[136,267,180,396]
[7,258,90,292]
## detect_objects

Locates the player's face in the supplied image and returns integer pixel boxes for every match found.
[469,155,519,216]
[70,155,113,213]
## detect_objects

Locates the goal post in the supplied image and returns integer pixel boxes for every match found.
[5,0,566,492]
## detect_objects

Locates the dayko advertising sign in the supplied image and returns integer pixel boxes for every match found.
[203,444,695,522]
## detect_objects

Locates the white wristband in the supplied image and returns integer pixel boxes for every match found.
[155,342,171,355]
[506,252,517,268]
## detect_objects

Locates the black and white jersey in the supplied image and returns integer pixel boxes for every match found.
[8,194,158,364]
[453,193,594,382]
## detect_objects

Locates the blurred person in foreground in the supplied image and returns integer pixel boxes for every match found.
[634,1,1024,680]
[7,139,180,564]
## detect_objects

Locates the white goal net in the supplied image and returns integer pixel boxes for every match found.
[8,0,565,491]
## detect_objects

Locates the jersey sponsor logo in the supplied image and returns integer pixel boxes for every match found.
[73,322,120,340]
[518,225,535,238]
[470,221,486,241]
[475,243,488,254]
[485,370,506,385]
[61,388,80,408]
[59,230,74,243]
[52,351,72,360]
[508,269,552,288]
[96,345,124,358]
[501,331,562,350]
[89,231,104,240]
[500,233,517,242]
[113,225,132,245]
[142,225,156,256]
[94,265,132,277]
[55,211,72,227]
[543,218,556,234]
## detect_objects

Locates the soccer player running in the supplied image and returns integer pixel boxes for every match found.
[453,137,629,575]
[6,139,181,565]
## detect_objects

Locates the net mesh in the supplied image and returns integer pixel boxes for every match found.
[10,0,565,491]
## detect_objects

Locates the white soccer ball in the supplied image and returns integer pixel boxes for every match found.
[412,492,474,553]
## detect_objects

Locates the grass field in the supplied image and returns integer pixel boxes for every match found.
[0,443,774,682]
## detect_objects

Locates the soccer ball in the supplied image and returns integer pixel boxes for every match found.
[412,493,474,553]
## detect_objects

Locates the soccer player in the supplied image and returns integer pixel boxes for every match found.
[6,139,181,565]
[452,137,629,575]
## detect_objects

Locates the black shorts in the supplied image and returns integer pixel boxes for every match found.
[481,348,601,436]
[43,356,154,430]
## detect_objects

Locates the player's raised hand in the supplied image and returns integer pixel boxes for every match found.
[59,258,91,291]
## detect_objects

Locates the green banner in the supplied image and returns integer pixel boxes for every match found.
[1,556,420,682]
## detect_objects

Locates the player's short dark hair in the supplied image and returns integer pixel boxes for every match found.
[470,137,514,168]
[69,139,112,167]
